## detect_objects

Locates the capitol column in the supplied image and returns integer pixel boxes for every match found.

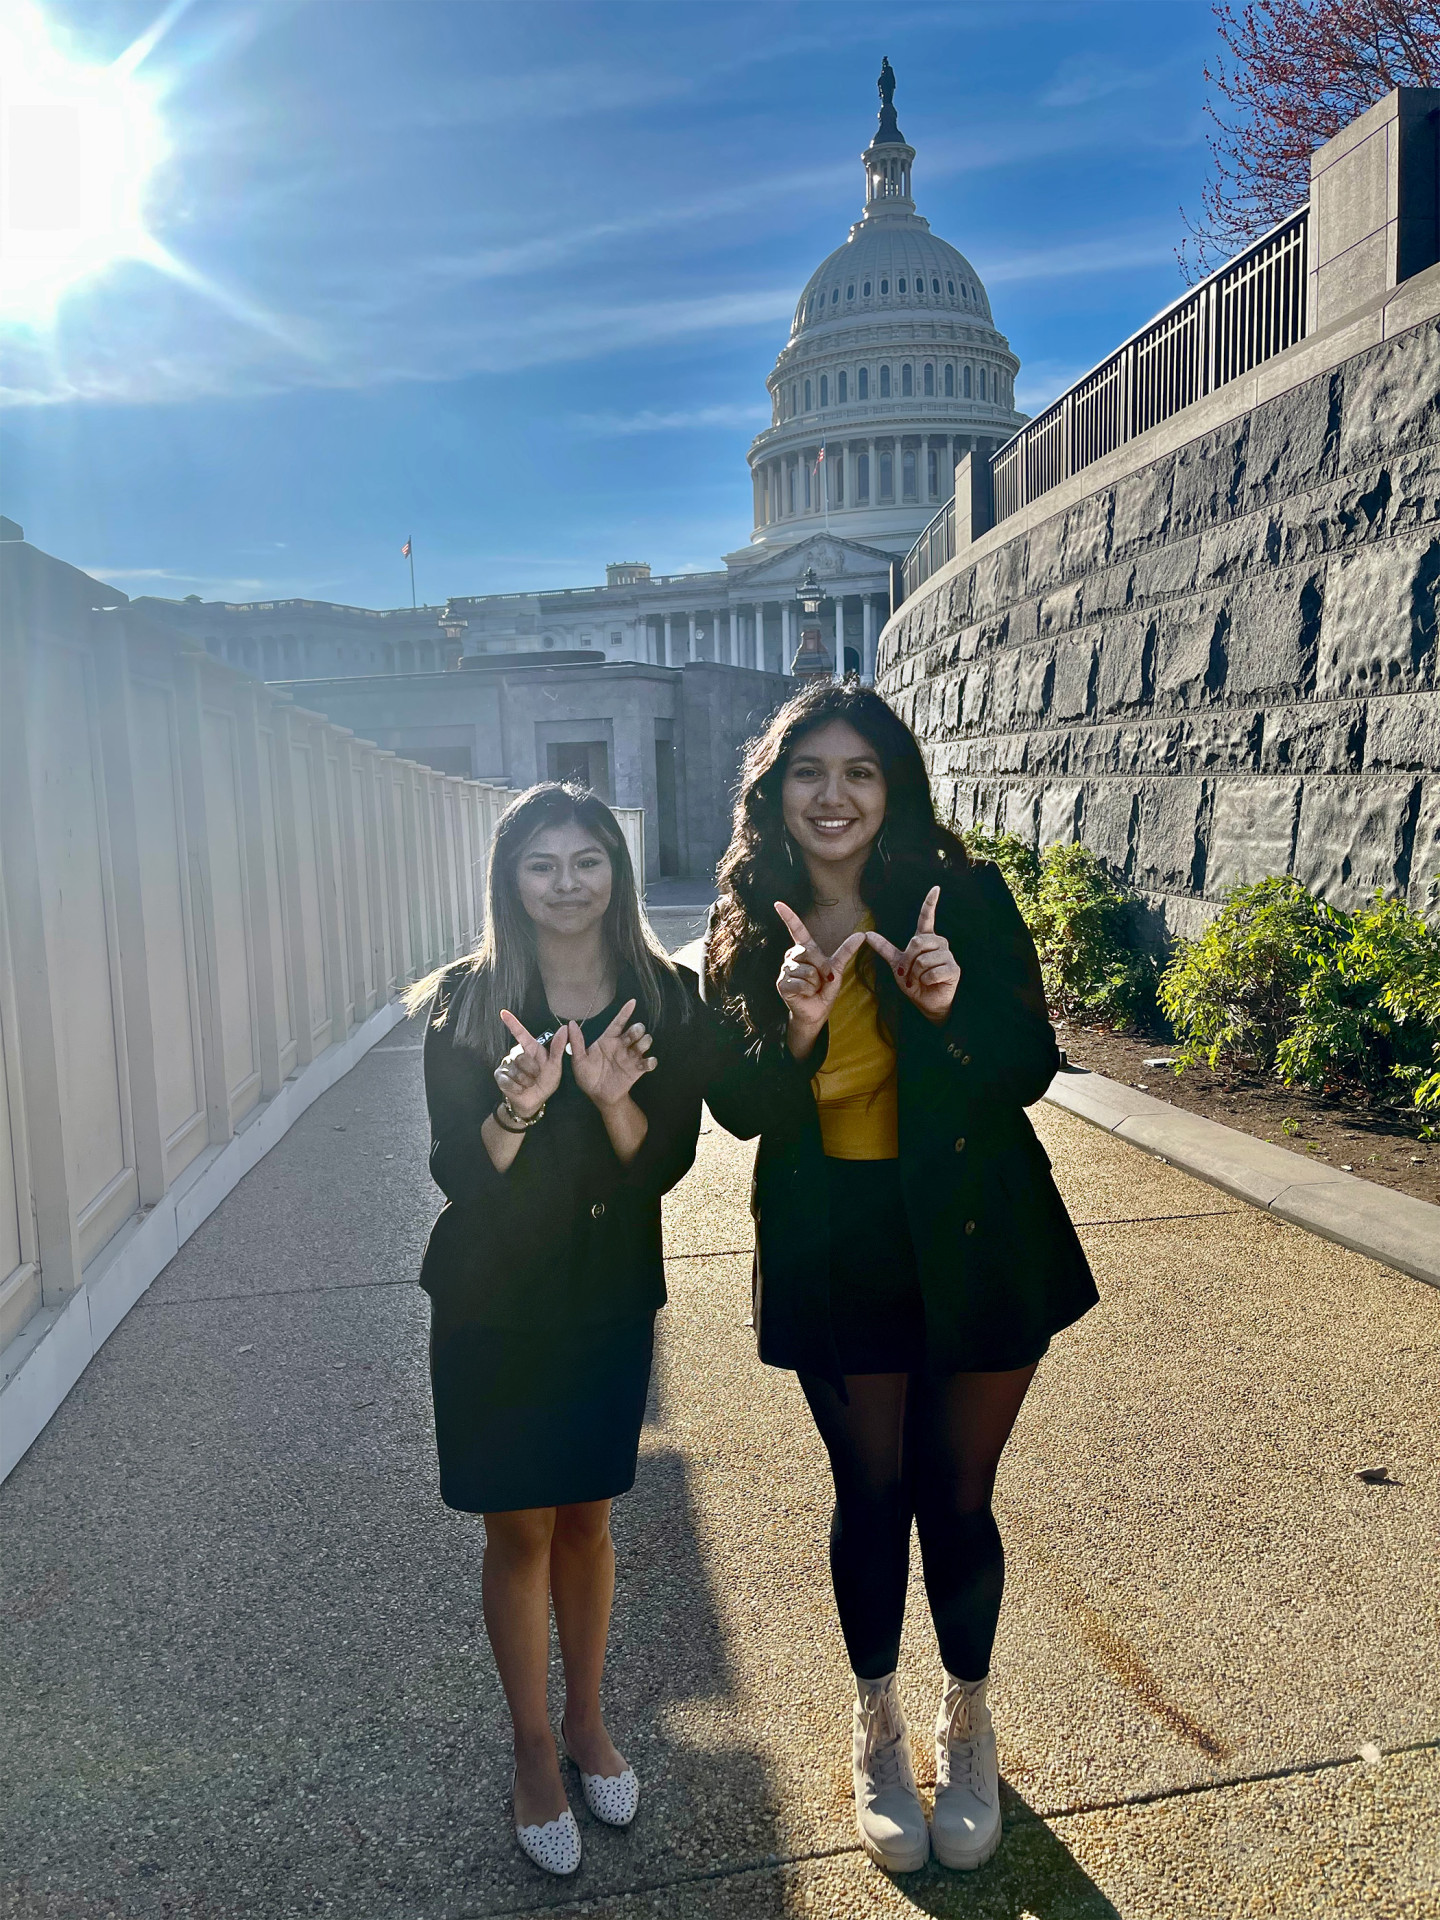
[663,613,673,667]
[863,596,877,683]
[729,608,739,666]
[867,437,878,505]
[781,602,793,670]
[833,596,845,683]
[687,612,697,662]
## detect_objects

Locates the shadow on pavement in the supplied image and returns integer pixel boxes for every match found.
[862,1784,1121,1920]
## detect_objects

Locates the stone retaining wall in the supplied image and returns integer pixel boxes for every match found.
[876,311,1440,935]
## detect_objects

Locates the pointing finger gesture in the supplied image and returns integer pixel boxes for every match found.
[774,901,866,1057]
[569,999,658,1113]
[865,885,962,1024]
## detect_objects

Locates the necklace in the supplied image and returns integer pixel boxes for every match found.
[548,971,612,1028]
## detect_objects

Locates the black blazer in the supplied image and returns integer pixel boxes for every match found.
[703,861,1098,1386]
[418,962,707,1331]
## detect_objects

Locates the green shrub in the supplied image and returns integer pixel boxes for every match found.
[1160,879,1440,1109]
[1157,877,1341,1073]
[963,831,1157,1026]
[1276,894,1440,1108]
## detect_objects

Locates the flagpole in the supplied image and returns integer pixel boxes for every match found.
[408,538,416,609]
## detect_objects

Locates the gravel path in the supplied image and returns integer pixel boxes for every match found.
[2,1011,1436,1919]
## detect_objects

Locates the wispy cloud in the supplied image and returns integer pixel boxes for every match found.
[1014,360,1091,415]
[1040,54,1173,111]
[568,402,770,436]
[978,232,1176,285]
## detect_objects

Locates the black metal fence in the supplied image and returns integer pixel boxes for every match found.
[900,206,1309,603]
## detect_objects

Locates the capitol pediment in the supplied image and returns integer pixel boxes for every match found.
[725,533,895,588]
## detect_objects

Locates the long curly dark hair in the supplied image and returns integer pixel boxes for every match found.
[706,681,969,1042]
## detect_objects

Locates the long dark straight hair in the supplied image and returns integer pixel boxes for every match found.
[707,681,969,1042]
[406,783,689,1067]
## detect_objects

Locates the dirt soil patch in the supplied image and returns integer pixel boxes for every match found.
[1055,1022,1440,1210]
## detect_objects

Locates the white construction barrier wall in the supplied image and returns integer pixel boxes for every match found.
[0,539,513,1479]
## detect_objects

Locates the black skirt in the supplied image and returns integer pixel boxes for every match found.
[825,1158,1049,1377]
[429,1311,655,1513]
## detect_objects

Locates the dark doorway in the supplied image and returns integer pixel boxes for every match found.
[547,740,611,800]
[654,739,680,877]
[843,646,861,677]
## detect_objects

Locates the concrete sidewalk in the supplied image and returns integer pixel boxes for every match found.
[2,1018,1437,1917]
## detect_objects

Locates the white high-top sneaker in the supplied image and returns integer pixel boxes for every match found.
[851,1673,930,1874]
[931,1671,1001,1870]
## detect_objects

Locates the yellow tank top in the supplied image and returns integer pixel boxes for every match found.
[812,914,899,1160]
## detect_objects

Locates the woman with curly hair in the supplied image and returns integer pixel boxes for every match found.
[704,682,1096,1876]
[408,784,705,1878]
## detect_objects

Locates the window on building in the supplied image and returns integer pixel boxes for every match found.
[610,630,622,646]
[543,635,555,648]
[945,363,955,397]
[804,378,812,411]
[858,367,869,399]
[857,453,870,501]
[928,447,939,495]
[903,450,917,500]
[879,365,891,398]
[831,287,839,303]
[788,465,796,513]
[932,277,940,294]
[846,283,855,300]
[791,382,798,414]
[880,278,889,295]
[979,366,988,399]
[963,365,972,397]
[948,279,955,297]
[923,362,934,396]
[819,374,828,407]
[804,458,812,509]
[901,363,913,397]
[898,277,906,293]
[838,370,848,403]
[863,279,872,296]
[879,450,893,499]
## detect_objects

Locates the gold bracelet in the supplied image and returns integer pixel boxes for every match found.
[494,1096,545,1134]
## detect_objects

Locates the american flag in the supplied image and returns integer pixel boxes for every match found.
[401,538,412,558]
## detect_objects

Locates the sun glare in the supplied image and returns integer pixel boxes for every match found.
[0,5,167,320]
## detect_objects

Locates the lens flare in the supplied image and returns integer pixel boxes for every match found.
[0,5,167,319]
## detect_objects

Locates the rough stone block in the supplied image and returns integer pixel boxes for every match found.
[1132,778,1208,894]
[998,782,1041,845]
[985,650,1019,728]
[995,535,1028,608]
[1022,728,1072,776]
[1155,596,1227,707]
[1051,640,1095,720]
[1085,561,1135,616]
[1115,720,1183,777]
[1223,570,1323,700]
[1198,513,1276,587]
[1079,780,1139,871]
[957,665,987,730]
[1112,455,1174,552]
[1094,612,1154,714]
[1206,778,1302,894]
[1406,777,1440,914]
[1062,492,1113,576]
[1070,725,1122,776]
[1131,537,1200,603]
[1388,446,1440,539]
[1037,585,1083,638]
[1175,710,1264,774]
[1363,692,1440,770]
[1260,701,1366,774]
[1243,373,1340,505]
[1171,420,1249,537]
[993,732,1029,773]
[1014,645,1055,721]
[969,550,1002,621]
[1038,782,1082,848]
[1024,515,1067,594]
[1317,535,1440,697]
[1293,776,1422,900]
[1339,322,1440,473]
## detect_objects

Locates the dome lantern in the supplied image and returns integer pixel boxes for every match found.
[862,57,916,219]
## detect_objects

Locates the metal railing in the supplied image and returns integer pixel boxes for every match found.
[900,206,1309,602]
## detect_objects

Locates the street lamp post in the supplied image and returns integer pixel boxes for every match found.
[790,568,832,680]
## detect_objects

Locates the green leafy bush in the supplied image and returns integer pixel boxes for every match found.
[1160,879,1440,1109]
[1157,877,1341,1073]
[963,831,1157,1026]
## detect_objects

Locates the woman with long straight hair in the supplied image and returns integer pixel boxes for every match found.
[408,783,703,1877]
[704,682,1096,1877]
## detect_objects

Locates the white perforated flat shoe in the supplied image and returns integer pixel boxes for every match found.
[512,1772,582,1876]
[562,1721,641,1827]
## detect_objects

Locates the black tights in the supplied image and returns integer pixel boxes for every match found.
[798,1366,1037,1684]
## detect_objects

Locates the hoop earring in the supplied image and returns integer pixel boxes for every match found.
[876,827,892,878]
[783,832,798,871]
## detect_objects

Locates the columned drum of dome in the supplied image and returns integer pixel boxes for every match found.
[746,62,1027,557]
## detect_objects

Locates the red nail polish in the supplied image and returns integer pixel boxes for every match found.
[827,972,835,982]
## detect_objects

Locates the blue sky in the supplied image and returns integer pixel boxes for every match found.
[2,0,1219,608]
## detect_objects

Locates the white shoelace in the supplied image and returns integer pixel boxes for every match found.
[939,1692,993,1801]
[860,1701,907,1790]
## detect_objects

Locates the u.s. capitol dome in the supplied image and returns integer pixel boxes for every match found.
[746,61,1026,554]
